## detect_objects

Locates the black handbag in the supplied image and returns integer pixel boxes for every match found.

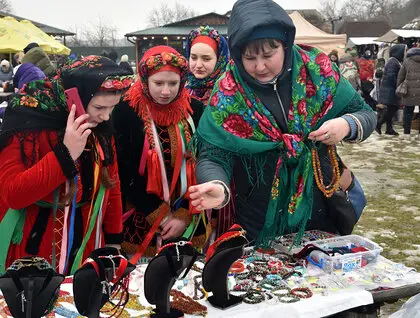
[0,257,64,318]
[325,167,367,235]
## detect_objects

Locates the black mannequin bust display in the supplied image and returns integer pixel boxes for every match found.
[202,226,248,309]
[73,247,135,318]
[0,257,64,318]
[144,238,198,317]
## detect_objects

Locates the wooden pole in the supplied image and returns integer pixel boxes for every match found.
[135,38,139,69]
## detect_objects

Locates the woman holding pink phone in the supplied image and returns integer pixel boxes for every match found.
[0,55,133,274]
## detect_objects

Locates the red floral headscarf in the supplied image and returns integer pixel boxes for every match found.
[125,46,192,126]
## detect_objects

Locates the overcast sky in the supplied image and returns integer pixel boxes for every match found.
[10,0,322,37]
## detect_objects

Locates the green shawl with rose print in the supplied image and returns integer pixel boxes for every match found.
[193,44,357,247]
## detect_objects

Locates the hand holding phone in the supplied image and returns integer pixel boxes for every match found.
[63,88,93,161]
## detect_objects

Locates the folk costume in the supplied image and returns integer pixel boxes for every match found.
[0,56,133,274]
[185,26,229,105]
[114,46,207,260]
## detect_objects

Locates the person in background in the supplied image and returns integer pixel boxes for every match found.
[397,46,420,140]
[185,25,230,237]
[68,53,77,62]
[185,25,229,105]
[107,49,118,63]
[378,43,390,63]
[377,44,407,136]
[23,42,39,54]
[12,52,24,75]
[119,54,134,75]
[0,56,133,274]
[339,53,360,90]
[373,58,386,129]
[189,0,376,245]
[0,60,13,85]
[358,49,376,110]
[22,44,56,77]
[328,49,339,67]
[12,63,46,91]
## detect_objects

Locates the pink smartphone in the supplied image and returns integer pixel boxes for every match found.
[64,87,86,121]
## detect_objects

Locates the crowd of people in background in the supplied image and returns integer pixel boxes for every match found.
[331,38,420,139]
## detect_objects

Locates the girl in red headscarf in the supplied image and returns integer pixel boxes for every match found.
[113,46,208,259]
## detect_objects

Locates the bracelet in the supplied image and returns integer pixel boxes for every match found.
[258,279,281,290]
[235,271,251,280]
[271,286,292,297]
[210,180,231,209]
[233,279,253,292]
[264,292,278,305]
[230,261,245,273]
[278,294,300,303]
[243,290,265,304]
[291,287,313,299]
[266,274,282,281]
[250,273,264,282]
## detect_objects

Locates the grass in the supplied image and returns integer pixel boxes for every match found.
[337,126,420,316]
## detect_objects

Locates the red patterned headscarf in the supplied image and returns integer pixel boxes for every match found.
[125,46,192,126]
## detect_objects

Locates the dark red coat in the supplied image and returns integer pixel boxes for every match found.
[0,131,123,271]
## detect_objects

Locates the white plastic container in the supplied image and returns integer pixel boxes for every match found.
[307,235,383,274]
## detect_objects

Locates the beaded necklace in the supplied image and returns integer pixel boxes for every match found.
[312,145,341,198]
[170,290,207,316]
[206,224,246,262]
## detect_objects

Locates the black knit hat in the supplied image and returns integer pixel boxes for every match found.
[23,42,39,54]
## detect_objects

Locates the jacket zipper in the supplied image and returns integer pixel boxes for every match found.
[272,79,288,124]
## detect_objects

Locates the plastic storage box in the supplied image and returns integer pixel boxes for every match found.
[307,235,383,274]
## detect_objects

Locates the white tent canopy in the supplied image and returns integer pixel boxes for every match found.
[289,11,347,54]
[376,29,420,43]
[346,37,382,47]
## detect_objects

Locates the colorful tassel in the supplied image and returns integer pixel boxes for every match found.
[146,149,163,198]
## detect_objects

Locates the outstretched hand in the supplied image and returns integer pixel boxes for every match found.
[188,181,226,210]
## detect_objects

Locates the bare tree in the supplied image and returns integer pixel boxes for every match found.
[66,25,86,47]
[148,1,198,27]
[318,0,345,33]
[340,0,407,22]
[83,18,119,47]
[0,0,13,13]
[319,0,342,21]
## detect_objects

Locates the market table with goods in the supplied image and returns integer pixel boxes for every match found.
[1,230,419,318]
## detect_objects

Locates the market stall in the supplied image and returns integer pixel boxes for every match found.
[0,16,70,54]
[346,37,382,48]
[289,11,347,55]
[376,29,420,43]
[1,231,419,318]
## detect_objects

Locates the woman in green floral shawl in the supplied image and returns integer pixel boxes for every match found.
[188,0,376,247]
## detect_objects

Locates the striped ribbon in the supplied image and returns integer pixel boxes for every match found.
[58,181,70,273]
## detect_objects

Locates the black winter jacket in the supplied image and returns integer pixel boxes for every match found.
[397,48,420,106]
[378,44,406,106]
